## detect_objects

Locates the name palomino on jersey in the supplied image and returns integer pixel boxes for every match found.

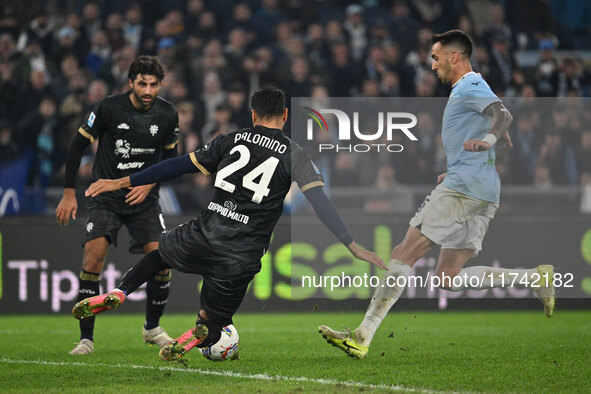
[234,132,287,154]
[208,202,250,224]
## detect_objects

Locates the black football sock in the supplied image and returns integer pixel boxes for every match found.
[117,250,168,295]
[145,272,171,330]
[77,270,100,341]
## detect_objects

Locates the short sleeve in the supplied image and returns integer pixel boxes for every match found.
[163,110,180,151]
[292,144,324,192]
[78,101,104,143]
[188,135,225,176]
[462,82,501,113]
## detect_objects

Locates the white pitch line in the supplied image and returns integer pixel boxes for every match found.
[1,358,447,393]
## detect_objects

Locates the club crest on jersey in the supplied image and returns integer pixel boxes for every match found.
[87,112,96,127]
[150,124,158,136]
[224,200,237,211]
[114,139,131,158]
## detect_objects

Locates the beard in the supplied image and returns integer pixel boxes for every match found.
[133,89,155,109]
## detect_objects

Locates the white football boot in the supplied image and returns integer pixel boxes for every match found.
[142,326,173,347]
[69,338,94,355]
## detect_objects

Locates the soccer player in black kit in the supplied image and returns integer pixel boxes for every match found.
[74,86,386,361]
[56,56,179,355]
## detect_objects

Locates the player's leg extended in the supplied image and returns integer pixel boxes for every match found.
[73,250,169,319]
[118,249,170,295]
[434,248,474,288]
[320,226,434,358]
[142,242,173,347]
[438,250,555,317]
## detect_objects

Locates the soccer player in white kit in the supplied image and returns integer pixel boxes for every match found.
[319,30,555,359]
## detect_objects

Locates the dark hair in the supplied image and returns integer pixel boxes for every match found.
[128,55,165,82]
[250,85,285,119]
[432,29,473,58]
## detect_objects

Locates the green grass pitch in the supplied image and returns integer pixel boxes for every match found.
[0,311,589,393]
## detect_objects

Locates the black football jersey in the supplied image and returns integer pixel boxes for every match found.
[189,125,324,262]
[79,93,179,209]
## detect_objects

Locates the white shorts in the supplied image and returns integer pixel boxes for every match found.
[409,185,498,255]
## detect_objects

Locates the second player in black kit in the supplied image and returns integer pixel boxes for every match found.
[77,86,385,360]
[57,56,179,355]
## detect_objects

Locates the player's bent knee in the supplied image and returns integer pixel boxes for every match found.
[195,317,222,348]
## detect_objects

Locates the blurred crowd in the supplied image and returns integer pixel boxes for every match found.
[0,0,590,198]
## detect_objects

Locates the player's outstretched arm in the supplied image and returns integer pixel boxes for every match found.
[303,186,387,270]
[463,102,513,153]
[86,177,131,197]
[56,133,91,226]
[86,154,198,198]
[346,241,387,270]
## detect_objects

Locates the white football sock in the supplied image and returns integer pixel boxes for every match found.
[355,259,413,347]
[448,266,538,291]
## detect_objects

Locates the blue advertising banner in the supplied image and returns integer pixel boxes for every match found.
[0,158,29,216]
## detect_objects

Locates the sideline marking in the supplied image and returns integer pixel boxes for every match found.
[0,358,447,393]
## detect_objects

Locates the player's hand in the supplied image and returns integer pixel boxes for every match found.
[495,132,513,157]
[463,139,491,152]
[125,183,156,205]
[348,241,387,270]
[56,188,77,226]
[437,172,447,184]
[85,177,131,198]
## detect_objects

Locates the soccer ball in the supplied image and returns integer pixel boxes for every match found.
[200,324,239,361]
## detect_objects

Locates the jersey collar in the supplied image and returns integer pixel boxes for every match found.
[254,124,282,133]
[452,71,478,88]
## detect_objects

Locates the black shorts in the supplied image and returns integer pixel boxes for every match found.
[158,219,261,326]
[82,198,165,254]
